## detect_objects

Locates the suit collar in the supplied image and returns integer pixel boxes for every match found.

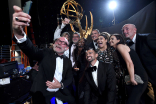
[97,62,105,94]
[135,34,140,54]
[132,34,136,43]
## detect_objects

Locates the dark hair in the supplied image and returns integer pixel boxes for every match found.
[85,47,97,53]
[77,38,87,49]
[111,34,126,45]
[100,32,111,40]
[99,32,111,45]
[99,34,108,40]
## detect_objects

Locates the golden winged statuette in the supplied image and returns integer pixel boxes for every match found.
[60,0,93,39]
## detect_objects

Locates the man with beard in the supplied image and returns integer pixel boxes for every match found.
[88,29,100,50]
[12,6,75,104]
[84,48,116,104]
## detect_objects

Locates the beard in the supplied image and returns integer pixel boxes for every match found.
[53,44,64,54]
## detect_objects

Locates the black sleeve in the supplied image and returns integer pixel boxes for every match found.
[147,33,156,53]
[106,64,116,104]
[13,36,44,61]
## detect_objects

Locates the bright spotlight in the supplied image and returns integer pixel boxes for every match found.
[109,1,117,10]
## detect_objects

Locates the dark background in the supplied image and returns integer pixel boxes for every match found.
[1,0,155,46]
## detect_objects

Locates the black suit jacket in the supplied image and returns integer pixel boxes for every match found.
[13,37,73,100]
[129,33,156,87]
[84,62,116,104]
[88,41,96,51]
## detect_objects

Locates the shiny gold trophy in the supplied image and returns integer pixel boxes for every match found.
[60,0,93,39]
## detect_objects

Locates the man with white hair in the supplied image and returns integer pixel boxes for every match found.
[12,5,75,104]
[88,29,100,50]
[122,23,156,103]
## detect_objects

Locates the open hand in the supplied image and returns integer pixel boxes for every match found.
[46,78,61,89]
[62,18,70,25]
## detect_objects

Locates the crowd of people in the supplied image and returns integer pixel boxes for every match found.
[12,5,156,104]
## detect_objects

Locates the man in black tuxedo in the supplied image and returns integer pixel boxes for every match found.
[12,6,75,104]
[84,48,116,104]
[122,24,156,103]
[88,29,100,50]
[69,32,80,67]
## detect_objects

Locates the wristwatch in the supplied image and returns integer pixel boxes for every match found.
[60,82,64,89]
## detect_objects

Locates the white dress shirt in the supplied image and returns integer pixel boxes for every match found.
[70,44,76,67]
[93,41,98,50]
[46,57,63,92]
[130,34,136,50]
[91,60,99,87]
[15,33,64,104]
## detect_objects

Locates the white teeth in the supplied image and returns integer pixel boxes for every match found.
[87,57,91,60]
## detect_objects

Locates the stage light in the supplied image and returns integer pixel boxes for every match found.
[109,1,117,10]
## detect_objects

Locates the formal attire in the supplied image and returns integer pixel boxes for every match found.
[13,35,75,104]
[84,60,116,104]
[73,47,88,103]
[88,41,98,51]
[97,46,126,104]
[116,48,148,104]
[96,45,114,63]
[127,33,156,102]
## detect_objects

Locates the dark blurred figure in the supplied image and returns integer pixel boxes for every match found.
[73,38,88,104]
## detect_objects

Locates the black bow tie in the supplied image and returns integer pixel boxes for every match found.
[127,40,134,46]
[88,66,97,72]
[55,53,64,59]
[129,41,134,46]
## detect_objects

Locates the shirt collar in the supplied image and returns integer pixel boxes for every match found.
[132,34,136,43]
[91,60,99,69]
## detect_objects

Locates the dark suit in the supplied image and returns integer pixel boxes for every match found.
[128,33,156,102]
[84,62,116,104]
[69,42,73,59]
[88,41,96,50]
[13,37,74,104]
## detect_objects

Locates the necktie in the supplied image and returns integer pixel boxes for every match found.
[55,53,64,59]
[88,66,97,72]
[129,41,134,46]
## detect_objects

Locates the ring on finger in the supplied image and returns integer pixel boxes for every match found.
[15,17,19,21]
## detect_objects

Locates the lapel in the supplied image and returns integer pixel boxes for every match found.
[44,50,56,81]
[135,34,140,54]
[86,68,98,91]
[62,58,68,79]
[97,62,104,94]
[69,42,73,59]
[92,41,96,50]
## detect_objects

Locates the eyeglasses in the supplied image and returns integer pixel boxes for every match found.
[73,36,79,38]
[55,39,67,46]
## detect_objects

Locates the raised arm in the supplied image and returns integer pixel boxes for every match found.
[117,44,137,85]
[12,6,43,61]
[53,18,70,41]
[12,6,31,39]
